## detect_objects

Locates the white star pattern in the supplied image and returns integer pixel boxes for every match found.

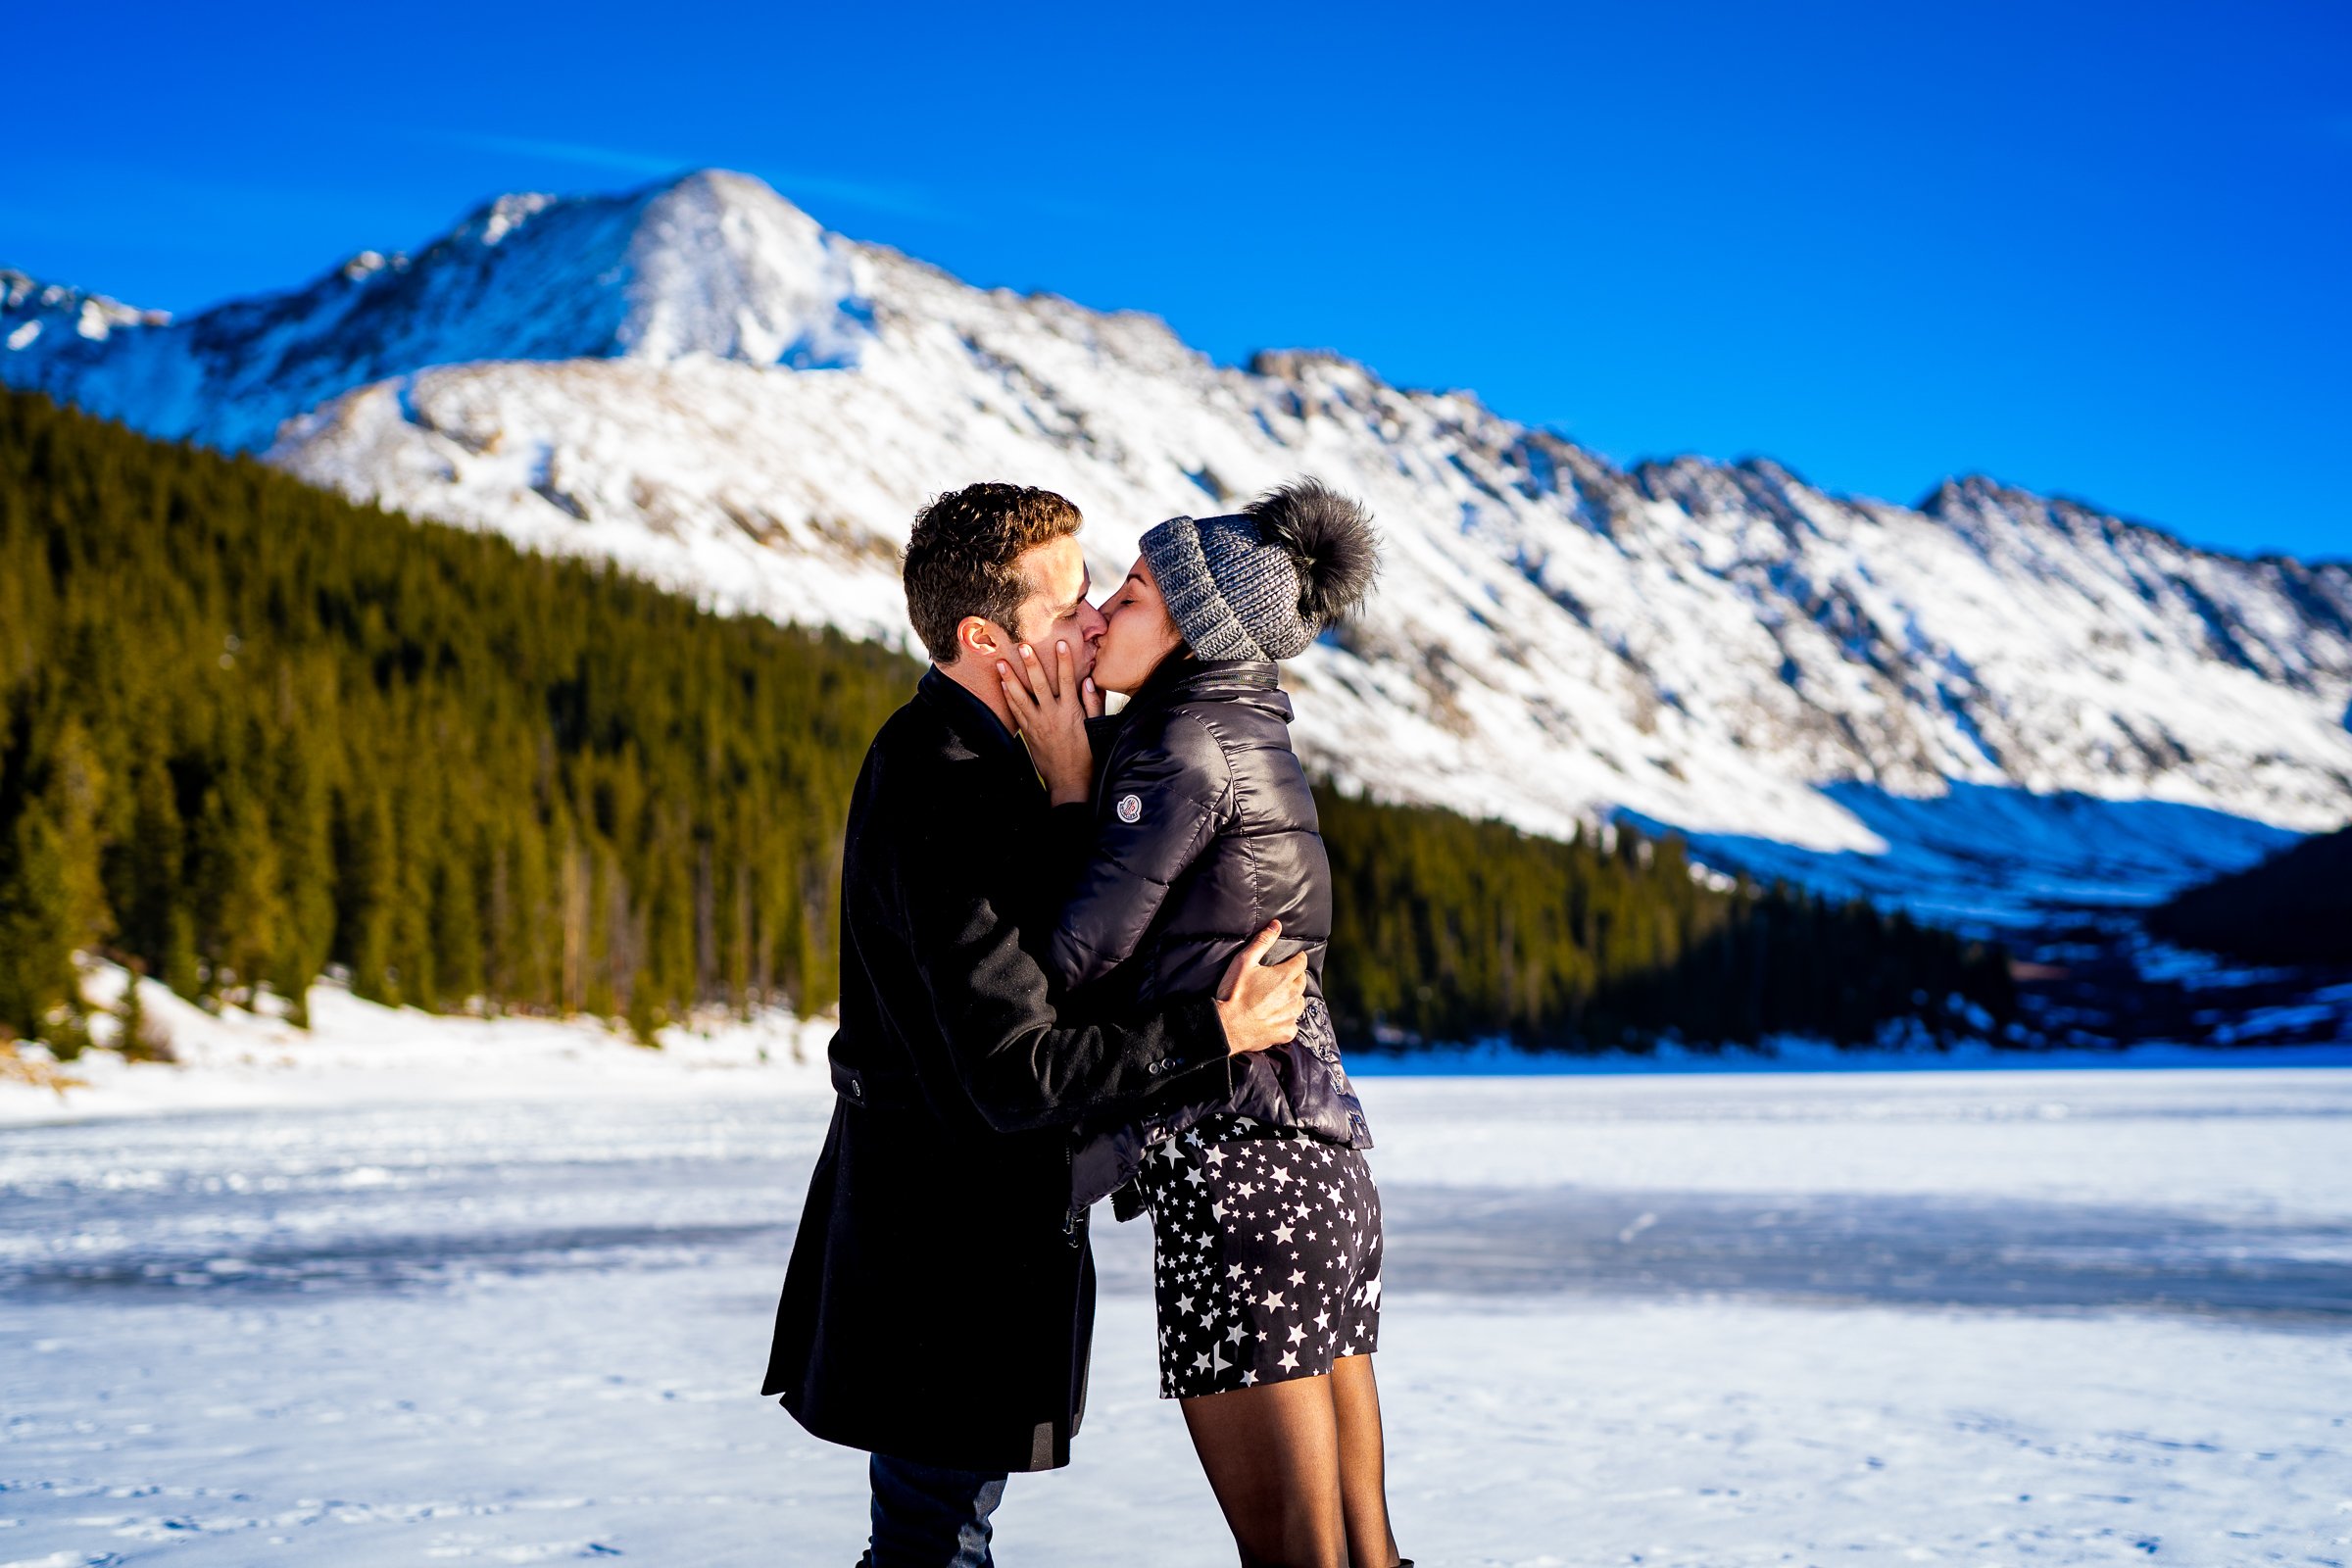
[1136,1110,1383,1400]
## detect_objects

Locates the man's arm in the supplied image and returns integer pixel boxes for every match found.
[898,795,1248,1136]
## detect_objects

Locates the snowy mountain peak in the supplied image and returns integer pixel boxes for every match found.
[339,250,402,281]
[0,269,170,351]
[467,190,561,248]
[0,171,868,450]
[616,170,868,368]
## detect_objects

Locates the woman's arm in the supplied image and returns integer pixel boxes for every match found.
[1047,710,1233,991]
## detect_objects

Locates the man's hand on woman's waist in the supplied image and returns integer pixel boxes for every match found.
[1214,920,1308,1055]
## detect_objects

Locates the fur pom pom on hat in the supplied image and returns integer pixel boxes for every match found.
[1139,478,1380,661]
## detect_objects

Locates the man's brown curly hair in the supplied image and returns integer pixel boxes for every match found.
[902,483,1085,663]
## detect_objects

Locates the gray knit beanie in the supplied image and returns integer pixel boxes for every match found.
[1139,479,1380,661]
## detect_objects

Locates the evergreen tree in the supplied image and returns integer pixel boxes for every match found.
[333,782,400,1004]
[0,805,79,1045]
[117,758,186,977]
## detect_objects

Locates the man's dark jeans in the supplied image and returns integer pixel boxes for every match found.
[863,1452,1007,1568]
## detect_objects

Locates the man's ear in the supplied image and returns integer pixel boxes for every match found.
[956,614,1006,666]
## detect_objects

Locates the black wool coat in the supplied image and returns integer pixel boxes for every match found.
[761,666,1232,1474]
[1050,657,1373,1215]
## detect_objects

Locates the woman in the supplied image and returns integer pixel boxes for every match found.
[998,479,1408,1568]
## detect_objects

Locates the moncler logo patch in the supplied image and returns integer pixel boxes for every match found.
[1116,793,1143,823]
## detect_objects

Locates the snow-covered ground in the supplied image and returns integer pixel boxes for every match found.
[0,968,833,1131]
[6,991,2349,1565]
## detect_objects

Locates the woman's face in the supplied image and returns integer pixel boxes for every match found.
[1090,554,1186,694]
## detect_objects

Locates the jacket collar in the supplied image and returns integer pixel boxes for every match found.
[916,664,1032,773]
[1121,653,1293,721]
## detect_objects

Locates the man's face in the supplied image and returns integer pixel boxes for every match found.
[1006,535,1106,682]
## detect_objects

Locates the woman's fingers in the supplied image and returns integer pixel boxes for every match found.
[996,660,1037,731]
[1003,640,1102,736]
[1018,642,1056,701]
[1008,640,1103,715]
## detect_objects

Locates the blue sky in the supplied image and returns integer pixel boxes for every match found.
[14,0,2347,560]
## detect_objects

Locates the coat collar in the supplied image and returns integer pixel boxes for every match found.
[916,664,1032,773]
[1121,654,1293,722]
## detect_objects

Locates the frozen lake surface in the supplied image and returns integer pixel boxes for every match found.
[5,1065,2349,1566]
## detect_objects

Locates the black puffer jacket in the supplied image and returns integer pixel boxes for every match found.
[1049,655,1371,1214]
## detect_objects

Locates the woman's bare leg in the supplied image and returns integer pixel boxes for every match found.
[1180,1375,1348,1568]
[1330,1353,1401,1568]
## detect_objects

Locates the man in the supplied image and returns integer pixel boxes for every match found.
[762,483,1309,1567]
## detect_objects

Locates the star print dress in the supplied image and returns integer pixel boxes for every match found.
[1132,1110,1384,1398]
